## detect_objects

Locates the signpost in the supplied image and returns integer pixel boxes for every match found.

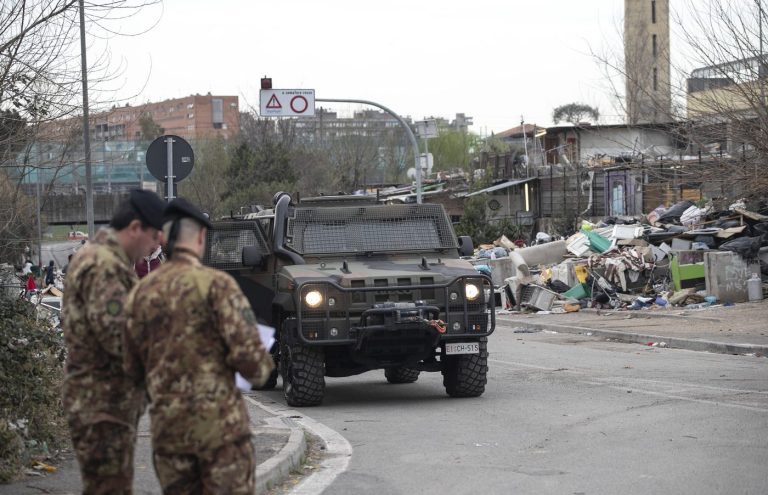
[258,79,422,202]
[146,135,195,201]
[260,89,316,117]
[416,119,438,183]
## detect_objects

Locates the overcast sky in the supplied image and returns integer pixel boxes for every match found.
[101,0,644,134]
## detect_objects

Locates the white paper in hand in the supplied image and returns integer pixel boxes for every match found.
[257,323,276,350]
[234,324,276,392]
[235,372,252,391]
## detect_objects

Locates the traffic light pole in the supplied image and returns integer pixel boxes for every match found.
[315,98,422,204]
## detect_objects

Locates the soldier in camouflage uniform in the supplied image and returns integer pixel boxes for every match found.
[61,189,166,495]
[123,198,275,495]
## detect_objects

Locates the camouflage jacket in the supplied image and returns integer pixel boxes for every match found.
[123,248,275,454]
[61,228,144,428]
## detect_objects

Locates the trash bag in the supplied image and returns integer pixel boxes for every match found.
[719,236,763,260]
[535,232,552,245]
[716,219,741,229]
[547,279,571,293]
[693,235,716,248]
[657,200,694,224]
[474,264,492,276]
[751,222,768,238]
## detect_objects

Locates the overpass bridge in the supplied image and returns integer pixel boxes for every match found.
[41,193,130,225]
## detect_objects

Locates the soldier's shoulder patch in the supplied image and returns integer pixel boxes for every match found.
[242,308,256,324]
[106,299,122,316]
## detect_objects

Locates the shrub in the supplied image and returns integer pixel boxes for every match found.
[0,296,66,483]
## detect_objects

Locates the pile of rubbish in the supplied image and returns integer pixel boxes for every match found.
[470,200,768,314]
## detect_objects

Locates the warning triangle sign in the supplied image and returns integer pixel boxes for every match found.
[266,94,282,109]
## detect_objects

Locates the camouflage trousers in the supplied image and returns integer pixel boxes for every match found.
[68,420,137,495]
[153,437,255,495]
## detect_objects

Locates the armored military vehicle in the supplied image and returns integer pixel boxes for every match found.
[204,192,495,406]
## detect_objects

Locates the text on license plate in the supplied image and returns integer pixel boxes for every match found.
[445,342,480,355]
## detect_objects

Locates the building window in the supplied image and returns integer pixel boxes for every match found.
[187,113,194,119]
[653,67,658,90]
[652,34,658,57]
[187,103,194,109]
[611,183,626,216]
[212,122,222,129]
[651,0,656,23]
[212,98,223,126]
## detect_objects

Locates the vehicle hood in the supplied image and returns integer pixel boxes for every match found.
[280,256,479,286]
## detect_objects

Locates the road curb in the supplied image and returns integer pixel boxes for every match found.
[496,318,768,356]
[246,398,353,495]
[245,396,308,494]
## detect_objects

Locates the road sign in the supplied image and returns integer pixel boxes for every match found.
[146,135,195,201]
[415,119,439,139]
[260,89,315,117]
[146,135,195,182]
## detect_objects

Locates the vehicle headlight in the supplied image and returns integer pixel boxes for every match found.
[304,290,323,308]
[465,283,480,301]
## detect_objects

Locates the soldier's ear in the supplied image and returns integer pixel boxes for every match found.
[128,219,144,234]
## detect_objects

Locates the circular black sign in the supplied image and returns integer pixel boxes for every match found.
[146,135,195,182]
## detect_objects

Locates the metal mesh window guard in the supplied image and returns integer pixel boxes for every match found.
[203,221,270,269]
[287,204,457,255]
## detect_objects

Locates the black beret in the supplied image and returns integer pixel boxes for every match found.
[129,189,166,230]
[163,198,213,229]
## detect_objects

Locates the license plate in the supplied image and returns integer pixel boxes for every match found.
[445,342,480,355]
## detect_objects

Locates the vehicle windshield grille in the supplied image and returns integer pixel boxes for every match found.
[287,204,457,255]
[204,221,271,269]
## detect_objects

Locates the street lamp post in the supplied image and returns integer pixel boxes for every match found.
[315,98,422,203]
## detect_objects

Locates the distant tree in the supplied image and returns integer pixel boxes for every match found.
[591,0,768,202]
[224,114,299,210]
[138,112,164,141]
[326,134,378,191]
[0,171,36,264]
[178,137,230,218]
[424,129,479,173]
[0,0,160,264]
[552,103,600,125]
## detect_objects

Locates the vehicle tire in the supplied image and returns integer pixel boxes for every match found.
[442,338,488,398]
[384,367,420,384]
[281,341,325,406]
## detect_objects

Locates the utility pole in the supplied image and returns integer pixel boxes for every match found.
[521,115,529,177]
[79,0,94,238]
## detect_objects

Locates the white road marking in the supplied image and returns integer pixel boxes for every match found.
[246,398,353,495]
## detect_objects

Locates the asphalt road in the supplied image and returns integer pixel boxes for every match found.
[262,331,768,495]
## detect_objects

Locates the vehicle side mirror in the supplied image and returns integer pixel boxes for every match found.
[457,236,474,257]
[242,246,264,268]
